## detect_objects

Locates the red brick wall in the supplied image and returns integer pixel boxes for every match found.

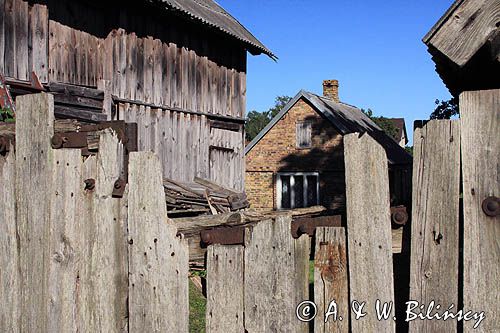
[245,98,346,211]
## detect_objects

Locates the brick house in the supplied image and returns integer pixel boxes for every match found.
[388,118,409,147]
[245,80,412,212]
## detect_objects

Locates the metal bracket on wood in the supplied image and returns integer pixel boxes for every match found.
[390,205,409,226]
[51,132,87,149]
[84,178,96,191]
[200,226,245,247]
[291,215,341,238]
[112,178,127,198]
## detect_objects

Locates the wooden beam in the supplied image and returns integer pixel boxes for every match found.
[113,95,246,123]
[54,105,108,122]
[209,119,241,132]
[48,82,104,100]
[424,0,500,67]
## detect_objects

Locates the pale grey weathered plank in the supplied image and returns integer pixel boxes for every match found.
[294,234,311,333]
[425,0,500,67]
[128,151,189,332]
[15,93,54,332]
[460,89,499,333]
[29,4,48,83]
[0,148,19,333]
[244,216,305,332]
[206,245,244,333]
[314,227,348,333]
[89,130,128,332]
[47,148,84,333]
[344,133,395,332]
[409,120,460,333]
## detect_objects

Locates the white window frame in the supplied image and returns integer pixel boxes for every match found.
[276,172,320,209]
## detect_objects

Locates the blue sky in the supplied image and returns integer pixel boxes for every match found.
[217,0,454,145]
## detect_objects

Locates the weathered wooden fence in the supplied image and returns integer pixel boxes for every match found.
[408,89,499,333]
[1,90,498,333]
[0,93,188,332]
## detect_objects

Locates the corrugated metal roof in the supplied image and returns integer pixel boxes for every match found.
[160,0,276,59]
[245,90,412,165]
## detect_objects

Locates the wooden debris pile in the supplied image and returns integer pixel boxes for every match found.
[164,177,249,217]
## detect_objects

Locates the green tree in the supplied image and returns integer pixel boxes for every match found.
[361,108,399,141]
[245,95,291,142]
[245,110,272,142]
[405,146,413,156]
[0,107,15,123]
[430,97,458,119]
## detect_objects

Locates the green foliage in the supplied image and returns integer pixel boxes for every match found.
[191,269,207,278]
[245,95,292,142]
[361,108,399,141]
[0,107,15,123]
[430,97,459,119]
[405,146,413,156]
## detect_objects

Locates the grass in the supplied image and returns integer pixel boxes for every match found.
[189,279,206,333]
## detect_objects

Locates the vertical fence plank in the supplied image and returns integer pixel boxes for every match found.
[14,0,28,80]
[0,149,18,332]
[77,154,97,330]
[314,227,349,333]
[0,0,4,75]
[460,89,499,332]
[89,130,128,331]
[128,151,189,332]
[206,245,244,333]
[409,120,460,332]
[344,133,395,332]
[15,93,54,332]
[47,149,83,333]
[294,234,311,333]
[4,0,15,77]
[244,216,305,332]
[30,4,48,83]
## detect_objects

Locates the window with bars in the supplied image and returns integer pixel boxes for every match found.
[276,172,319,209]
[296,121,312,148]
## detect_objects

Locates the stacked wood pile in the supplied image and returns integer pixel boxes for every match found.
[5,78,109,123]
[47,83,107,122]
[164,177,249,217]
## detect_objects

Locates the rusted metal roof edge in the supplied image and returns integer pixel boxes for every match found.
[162,1,277,60]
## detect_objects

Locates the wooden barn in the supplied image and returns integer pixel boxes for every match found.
[0,0,275,192]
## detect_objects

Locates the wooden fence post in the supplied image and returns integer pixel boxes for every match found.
[344,133,395,332]
[409,120,461,332]
[128,151,189,332]
[47,148,85,332]
[314,227,348,333]
[460,89,499,332]
[86,130,129,331]
[206,244,245,333]
[243,215,309,332]
[294,234,311,333]
[15,93,54,332]
[0,146,18,332]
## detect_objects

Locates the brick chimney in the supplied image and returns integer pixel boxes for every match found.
[323,79,339,102]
